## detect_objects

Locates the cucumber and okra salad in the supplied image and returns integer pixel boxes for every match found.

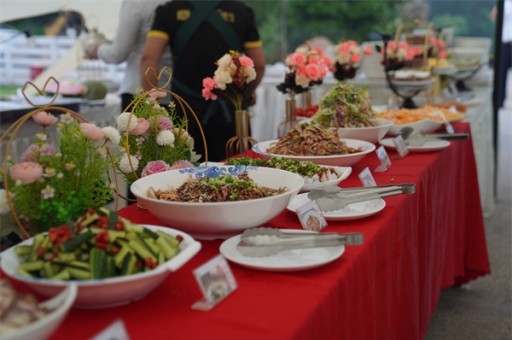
[14,209,183,280]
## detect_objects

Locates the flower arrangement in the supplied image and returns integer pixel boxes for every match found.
[381,40,422,70]
[428,36,447,59]
[333,40,373,81]
[1,111,114,234]
[115,89,200,185]
[202,50,256,111]
[276,46,332,96]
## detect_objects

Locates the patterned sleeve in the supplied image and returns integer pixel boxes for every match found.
[147,4,170,41]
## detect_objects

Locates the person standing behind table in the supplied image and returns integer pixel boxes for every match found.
[85,0,173,111]
[140,0,265,162]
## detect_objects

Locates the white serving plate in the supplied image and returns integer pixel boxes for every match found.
[301,165,352,192]
[252,138,376,167]
[131,166,304,240]
[219,230,345,272]
[379,138,450,153]
[1,225,201,309]
[387,119,443,136]
[1,284,77,340]
[337,119,393,143]
[287,193,386,221]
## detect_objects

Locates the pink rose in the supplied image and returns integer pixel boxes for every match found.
[308,54,319,65]
[363,45,373,55]
[33,111,58,127]
[437,39,446,49]
[129,118,150,135]
[141,160,171,177]
[322,55,332,68]
[9,162,43,184]
[286,52,306,67]
[238,56,254,68]
[438,50,448,59]
[202,88,218,101]
[169,160,194,170]
[149,91,167,101]
[305,64,321,81]
[80,123,105,141]
[350,54,362,64]
[202,77,217,91]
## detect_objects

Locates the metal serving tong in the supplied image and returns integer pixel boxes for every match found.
[399,126,469,147]
[236,227,363,257]
[307,183,416,212]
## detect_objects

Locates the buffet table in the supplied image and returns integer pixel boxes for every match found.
[43,121,489,340]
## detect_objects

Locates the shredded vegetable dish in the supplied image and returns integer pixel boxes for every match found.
[151,174,287,202]
[376,106,457,125]
[267,122,362,156]
[227,157,341,182]
[314,83,378,128]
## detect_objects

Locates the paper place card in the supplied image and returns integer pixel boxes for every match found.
[392,135,409,158]
[374,145,391,173]
[296,199,327,231]
[92,319,130,340]
[192,255,237,311]
[358,167,377,187]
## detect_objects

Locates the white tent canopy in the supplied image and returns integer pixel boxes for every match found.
[0,0,123,39]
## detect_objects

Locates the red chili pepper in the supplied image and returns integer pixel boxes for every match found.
[145,258,157,269]
[95,241,108,249]
[48,225,72,244]
[109,245,120,255]
[95,231,110,244]
[114,221,125,231]
[176,235,184,243]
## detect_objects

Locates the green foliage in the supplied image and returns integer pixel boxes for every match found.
[4,118,113,233]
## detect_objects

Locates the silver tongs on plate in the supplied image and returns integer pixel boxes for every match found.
[399,126,469,147]
[236,227,363,257]
[307,183,416,212]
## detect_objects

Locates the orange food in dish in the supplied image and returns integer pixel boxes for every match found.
[376,105,465,124]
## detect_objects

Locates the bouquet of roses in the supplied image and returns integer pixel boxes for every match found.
[1,111,115,234]
[202,50,257,110]
[428,36,447,59]
[333,40,373,81]
[381,40,422,70]
[115,89,200,184]
[276,46,332,96]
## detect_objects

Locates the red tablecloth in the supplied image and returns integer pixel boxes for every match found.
[13,122,490,339]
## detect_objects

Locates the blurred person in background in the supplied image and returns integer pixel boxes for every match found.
[140,0,265,161]
[85,0,172,111]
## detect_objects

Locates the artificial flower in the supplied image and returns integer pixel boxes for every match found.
[202,50,257,111]
[141,160,171,177]
[169,160,194,170]
[39,144,56,156]
[157,116,173,131]
[116,112,138,132]
[102,127,121,147]
[80,123,105,141]
[119,153,139,173]
[43,167,56,178]
[41,185,55,199]
[130,118,150,135]
[156,130,175,146]
[36,133,47,141]
[60,112,74,124]
[21,144,40,162]
[9,162,43,184]
[149,90,167,101]
[64,162,75,171]
[33,111,58,127]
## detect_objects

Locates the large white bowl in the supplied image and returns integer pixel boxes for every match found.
[1,284,77,340]
[130,166,304,240]
[387,119,443,136]
[1,225,201,309]
[337,119,393,143]
[252,138,376,166]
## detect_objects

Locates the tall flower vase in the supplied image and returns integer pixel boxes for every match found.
[226,110,255,158]
[300,91,312,109]
[277,96,300,138]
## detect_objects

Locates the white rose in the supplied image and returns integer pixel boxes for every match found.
[217,54,232,68]
[119,153,139,173]
[244,67,256,82]
[397,49,407,60]
[214,70,232,90]
[295,74,310,88]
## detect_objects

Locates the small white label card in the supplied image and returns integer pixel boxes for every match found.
[358,167,377,187]
[392,135,409,158]
[92,319,130,340]
[296,199,327,231]
[374,145,391,172]
[192,255,237,311]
